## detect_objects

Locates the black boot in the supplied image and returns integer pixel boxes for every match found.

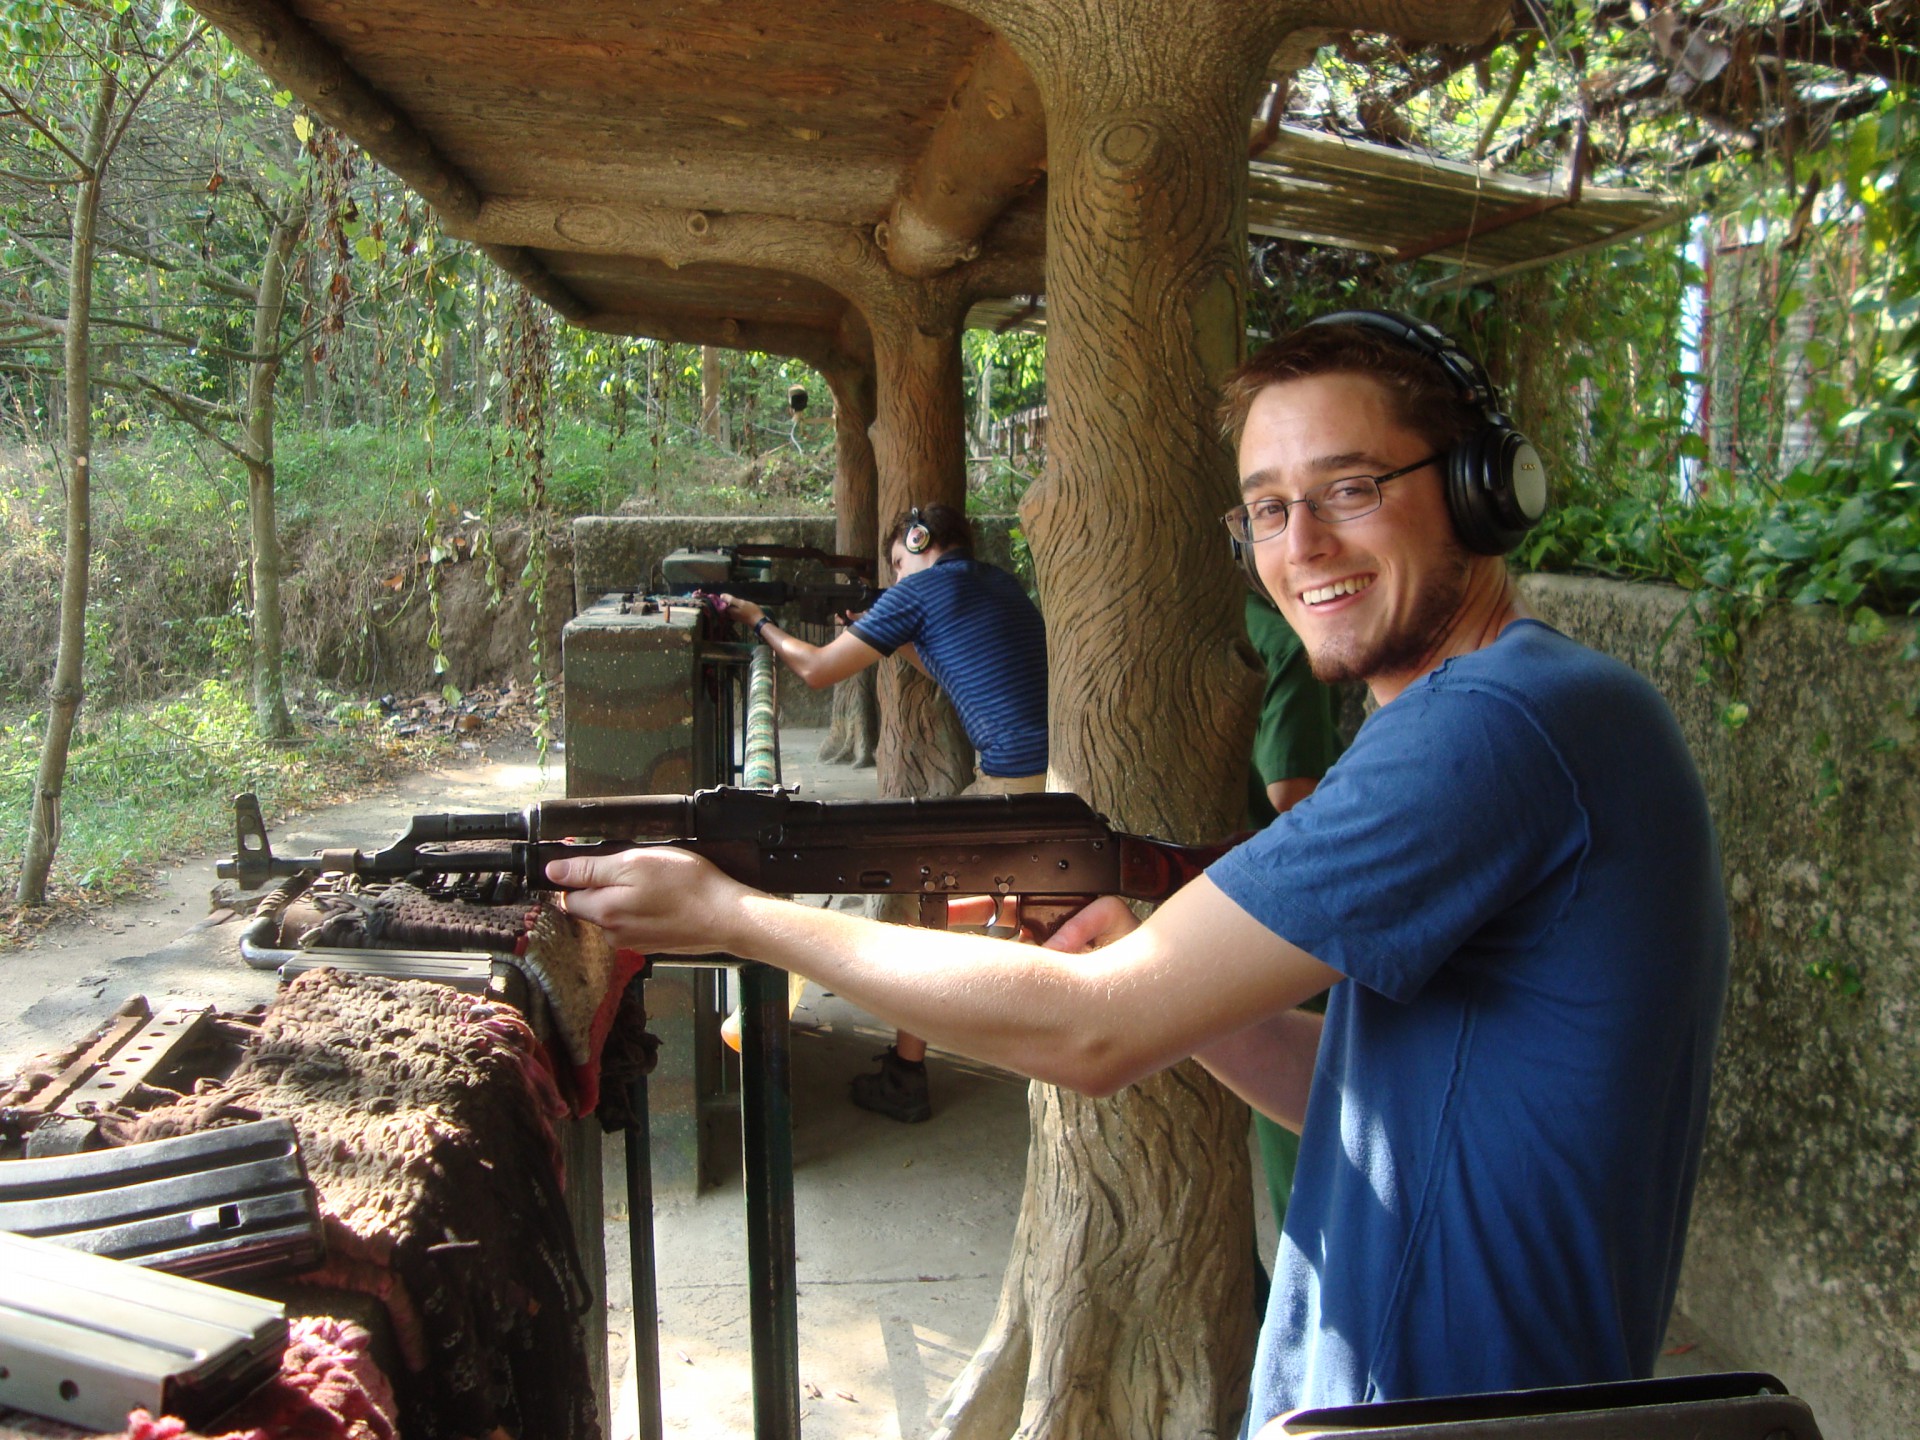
[850,1045,932,1123]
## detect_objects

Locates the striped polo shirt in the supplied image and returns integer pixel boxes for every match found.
[848,551,1048,777]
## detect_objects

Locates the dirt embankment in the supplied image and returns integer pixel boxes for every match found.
[0,507,573,710]
[284,519,575,696]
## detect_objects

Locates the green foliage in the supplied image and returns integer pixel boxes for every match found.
[969,457,1038,514]
[1838,97,1920,474]
[1806,956,1866,997]
[964,329,1047,420]
[0,678,438,905]
[0,417,833,712]
[271,420,819,528]
[1475,90,1920,703]
[1006,524,1035,596]
[1515,456,1920,621]
[0,436,247,704]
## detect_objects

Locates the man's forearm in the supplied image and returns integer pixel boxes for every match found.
[549,847,1341,1100]
[1193,1008,1326,1131]
[712,874,1339,1099]
[758,621,824,687]
[758,622,882,689]
[1190,1006,1328,1136]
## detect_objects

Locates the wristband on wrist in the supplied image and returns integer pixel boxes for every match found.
[752,615,773,641]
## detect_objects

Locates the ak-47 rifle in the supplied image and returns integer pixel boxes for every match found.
[659,544,884,626]
[219,787,1230,940]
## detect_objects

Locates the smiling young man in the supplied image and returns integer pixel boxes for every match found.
[550,314,1730,1430]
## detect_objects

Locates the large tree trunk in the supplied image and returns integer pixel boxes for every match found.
[943,1076,1258,1440]
[868,310,975,799]
[17,59,120,906]
[934,4,1282,1435]
[818,358,881,768]
[245,218,303,741]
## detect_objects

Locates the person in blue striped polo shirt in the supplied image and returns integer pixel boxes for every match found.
[719,502,1048,1120]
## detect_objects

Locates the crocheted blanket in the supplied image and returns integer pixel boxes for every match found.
[99,970,597,1440]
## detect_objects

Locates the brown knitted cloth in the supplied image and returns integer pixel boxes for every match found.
[286,880,653,1116]
[98,970,596,1440]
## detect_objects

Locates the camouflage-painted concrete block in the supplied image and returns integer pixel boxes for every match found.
[562,595,704,799]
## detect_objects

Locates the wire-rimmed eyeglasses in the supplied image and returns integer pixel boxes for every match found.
[1223,453,1446,544]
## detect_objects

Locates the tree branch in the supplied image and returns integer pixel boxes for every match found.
[133,377,248,461]
[1475,32,1542,160]
[0,295,280,363]
[94,232,255,301]
[0,83,92,172]
[7,232,72,279]
[0,166,77,187]
[0,299,66,337]
[98,23,205,173]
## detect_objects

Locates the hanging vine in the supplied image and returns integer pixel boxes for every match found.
[303,121,356,383]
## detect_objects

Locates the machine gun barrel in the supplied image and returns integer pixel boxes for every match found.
[698,578,885,623]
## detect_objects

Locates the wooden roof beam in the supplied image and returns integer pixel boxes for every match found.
[478,245,594,324]
[455,198,1044,324]
[878,36,1046,279]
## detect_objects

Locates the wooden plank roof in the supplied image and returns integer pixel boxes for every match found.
[1250,125,1683,282]
[189,0,1682,354]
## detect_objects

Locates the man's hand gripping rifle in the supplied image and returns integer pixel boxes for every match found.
[219,787,1226,941]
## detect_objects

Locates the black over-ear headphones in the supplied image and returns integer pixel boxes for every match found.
[1308,309,1547,556]
[1230,311,1548,597]
[903,506,932,554]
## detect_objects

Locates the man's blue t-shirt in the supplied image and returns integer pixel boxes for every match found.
[1207,620,1728,1428]
[848,551,1048,777]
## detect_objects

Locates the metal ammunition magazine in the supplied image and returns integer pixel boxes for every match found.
[0,1118,325,1284]
[0,1230,287,1432]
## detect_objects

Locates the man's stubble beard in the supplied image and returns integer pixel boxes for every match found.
[1302,539,1475,687]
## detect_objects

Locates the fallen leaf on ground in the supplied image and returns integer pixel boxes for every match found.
[1662,1342,1697,1356]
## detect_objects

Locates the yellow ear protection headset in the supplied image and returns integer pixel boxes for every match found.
[903,506,933,555]
[1231,311,1548,597]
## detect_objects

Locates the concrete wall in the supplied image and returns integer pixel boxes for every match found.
[1518,575,1919,1440]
